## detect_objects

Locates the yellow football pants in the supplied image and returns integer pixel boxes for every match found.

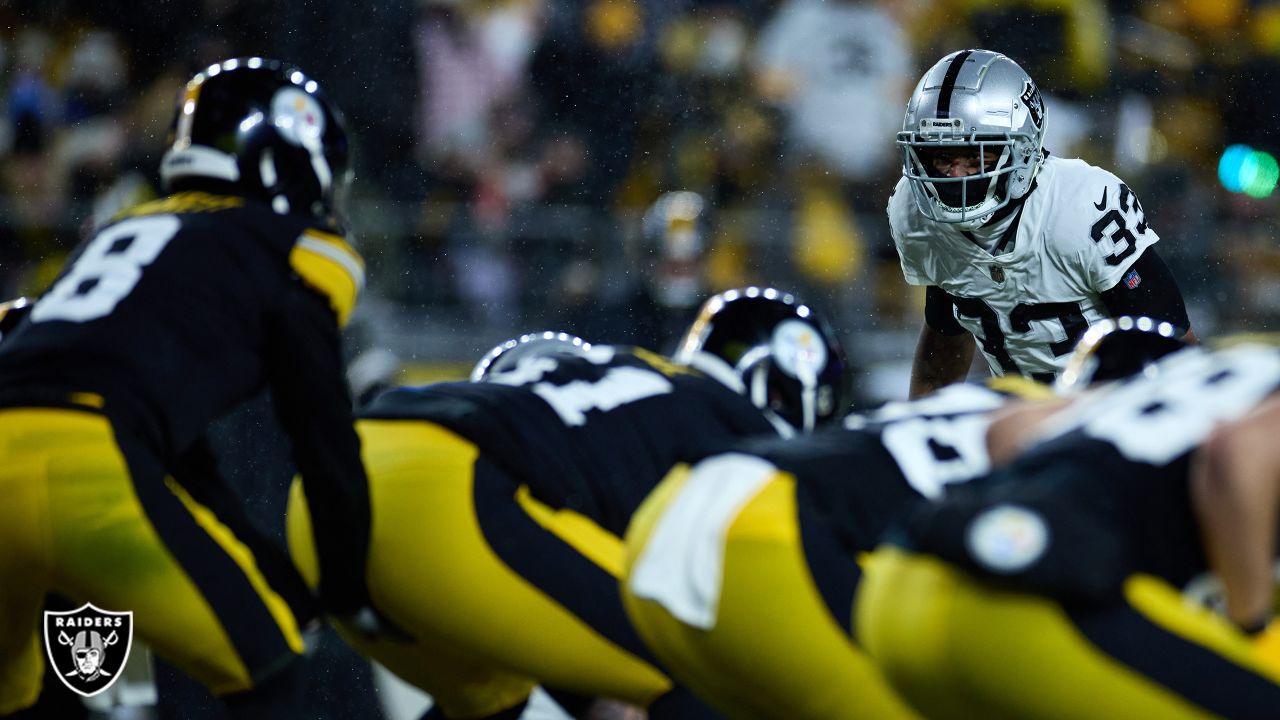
[858,546,1280,719]
[286,419,672,719]
[0,407,302,714]
[621,465,919,720]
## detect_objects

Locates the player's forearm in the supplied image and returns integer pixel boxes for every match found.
[909,324,975,399]
[1191,401,1280,629]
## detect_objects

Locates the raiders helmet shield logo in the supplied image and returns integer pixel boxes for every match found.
[43,603,134,697]
[1020,80,1044,129]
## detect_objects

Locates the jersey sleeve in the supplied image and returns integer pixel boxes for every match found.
[1096,248,1191,331]
[1076,170,1160,293]
[288,228,365,327]
[264,277,371,614]
[925,286,966,336]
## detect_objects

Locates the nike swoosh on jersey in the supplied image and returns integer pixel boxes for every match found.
[1093,187,1107,211]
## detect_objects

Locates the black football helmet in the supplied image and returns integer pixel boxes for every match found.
[674,287,852,432]
[160,58,351,227]
[1054,316,1189,394]
[0,297,32,341]
[471,331,593,382]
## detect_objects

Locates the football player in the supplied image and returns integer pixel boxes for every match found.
[891,49,1195,398]
[859,341,1280,718]
[0,59,373,716]
[622,378,1049,720]
[619,318,1188,719]
[286,288,853,719]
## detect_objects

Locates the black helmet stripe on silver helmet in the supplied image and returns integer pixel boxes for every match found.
[934,49,974,119]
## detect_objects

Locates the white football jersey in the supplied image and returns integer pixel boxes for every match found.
[888,155,1158,380]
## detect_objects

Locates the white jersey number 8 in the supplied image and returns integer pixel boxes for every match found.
[32,215,181,323]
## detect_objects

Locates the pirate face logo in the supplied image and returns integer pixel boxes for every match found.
[43,603,133,697]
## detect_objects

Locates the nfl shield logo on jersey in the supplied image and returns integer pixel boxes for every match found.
[990,266,1005,283]
[43,603,134,697]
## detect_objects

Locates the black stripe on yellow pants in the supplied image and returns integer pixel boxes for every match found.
[795,478,860,637]
[0,408,301,708]
[622,467,919,720]
[110,423,302,688]
[472,455,660,668]
[857,546,1280,720]
[1070,575,1280,717]
[286,419,672,719]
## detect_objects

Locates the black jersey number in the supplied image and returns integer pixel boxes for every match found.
[952,296,1087,377]
[1090,183,1147,267]
[31,215,181,323]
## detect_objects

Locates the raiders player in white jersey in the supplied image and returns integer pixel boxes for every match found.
[889,49,1195,398]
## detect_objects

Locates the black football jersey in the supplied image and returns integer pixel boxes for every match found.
[904,343,1280,601]
[735,382,1011,554]
[361,347,778,535]
[0,191,371,610]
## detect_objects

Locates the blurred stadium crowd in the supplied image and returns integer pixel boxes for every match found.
[2,0,1279,396]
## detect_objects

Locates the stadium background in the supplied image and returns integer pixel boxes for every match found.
[5,0,1279,718]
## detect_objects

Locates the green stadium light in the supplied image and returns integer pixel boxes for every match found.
[1219,144,1279,198]
[1244,150,1279,198]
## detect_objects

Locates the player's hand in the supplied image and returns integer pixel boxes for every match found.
[336,605,415,643]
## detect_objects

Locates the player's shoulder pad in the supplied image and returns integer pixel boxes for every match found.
[289,228,366,327]
[1045,157,1160,285]
[1043,156,1132,220]
[983,375,1058,400]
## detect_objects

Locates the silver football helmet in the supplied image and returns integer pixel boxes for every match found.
[898,49,1046,228]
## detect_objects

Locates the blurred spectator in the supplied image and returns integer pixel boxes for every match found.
[753,0,911,193]
[529,0,661,204]
[413,0,540,172]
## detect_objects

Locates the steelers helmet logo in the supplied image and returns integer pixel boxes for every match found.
[771,319,828,381]
[966,504,1049,574]
[271,86,326,151]
[43,603,134,697]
